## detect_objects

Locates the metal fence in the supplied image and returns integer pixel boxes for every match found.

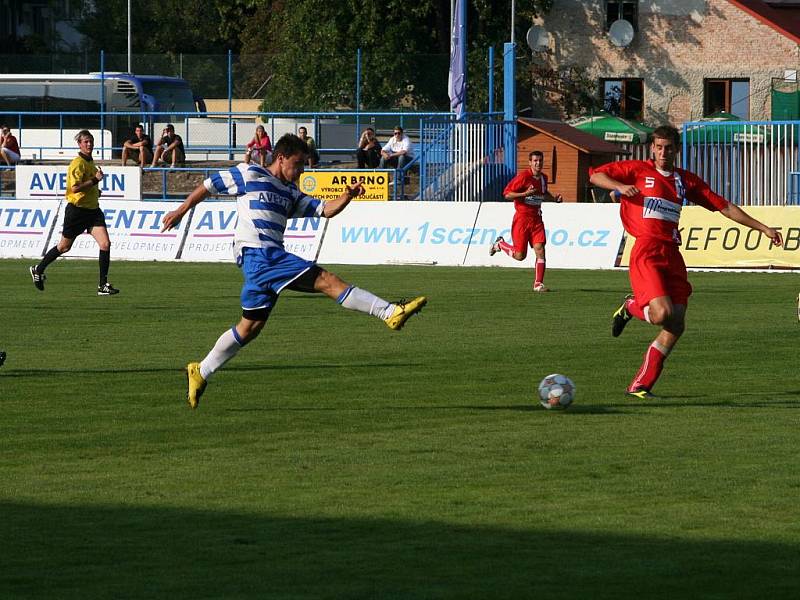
[682,120,799,206]
[0,110,452,163]
[418,118,515,202]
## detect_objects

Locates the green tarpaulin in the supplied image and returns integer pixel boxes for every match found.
[569,111,653,144]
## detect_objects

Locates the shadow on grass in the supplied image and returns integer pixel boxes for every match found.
[1,502,797,599]
[0,362,426,378]
[223,405,621,415]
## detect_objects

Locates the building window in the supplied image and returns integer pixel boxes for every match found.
[704,79,750,119]
[602,79,644,120]
[606,1,638,31]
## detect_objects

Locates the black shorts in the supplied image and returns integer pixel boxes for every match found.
[62,203,107,239]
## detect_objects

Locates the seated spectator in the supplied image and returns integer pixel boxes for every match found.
[151,123,185,168]
[244,124,273,167]
[356,127,381,168]
[121,124,153,166]
[298,126,319,167]
[379,126,414,172]
[0,125,21,166]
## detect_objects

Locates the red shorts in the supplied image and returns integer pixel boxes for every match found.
[629,238,692,308]
[511,212,545,251]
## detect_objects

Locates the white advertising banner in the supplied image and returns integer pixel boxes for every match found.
[180,202,325,263]
[317,202,624,269]
[317,202,486,265]
[15,165,142,200]
[466,203,625,269]
[63,201,182,261]
[0,199,62,258]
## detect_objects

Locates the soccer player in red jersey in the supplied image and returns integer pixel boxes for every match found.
[489,150,562,292]
[589,125,783,399]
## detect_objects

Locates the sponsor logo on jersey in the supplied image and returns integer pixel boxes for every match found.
[523,195,545,206]
[642,196,682,223]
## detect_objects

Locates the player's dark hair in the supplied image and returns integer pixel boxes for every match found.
[75,129,93,142]
[273,133,309,159]
[651,125,680,145]
[529,150,544,160]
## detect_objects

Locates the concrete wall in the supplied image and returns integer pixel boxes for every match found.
[531,0,800,125]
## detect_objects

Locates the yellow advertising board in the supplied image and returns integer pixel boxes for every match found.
[619,206,800,268]
[299,170,390,201]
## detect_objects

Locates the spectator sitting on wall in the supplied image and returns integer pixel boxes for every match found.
[297,126,319,167]
[0,125,21,166]
[356,127,381,169]
[151,124,185,168]
[245,125,273,167]
[121,124,153,167]
[379,126,414,172]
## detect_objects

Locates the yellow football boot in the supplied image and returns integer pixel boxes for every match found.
[186,362,207,409]
[385,296,427,331]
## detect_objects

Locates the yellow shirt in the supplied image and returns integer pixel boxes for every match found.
[65,154,100,209]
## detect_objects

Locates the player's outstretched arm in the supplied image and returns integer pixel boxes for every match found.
[322,183,365,218]
[161,184,210,232]
[589,171,639,197]
[720,203,784,246]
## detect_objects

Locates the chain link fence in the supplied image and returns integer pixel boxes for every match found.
[1,52,454,110]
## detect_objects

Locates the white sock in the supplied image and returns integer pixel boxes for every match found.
[338,286,395,320]
[199,327,243,380]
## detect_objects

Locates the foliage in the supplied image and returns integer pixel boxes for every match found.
[33,0,563,111]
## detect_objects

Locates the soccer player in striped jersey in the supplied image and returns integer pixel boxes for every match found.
[489,150,562,292]
[590,125,783,399]
[161,133,426,408]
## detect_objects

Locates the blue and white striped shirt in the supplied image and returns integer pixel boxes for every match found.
[203,163,324,260]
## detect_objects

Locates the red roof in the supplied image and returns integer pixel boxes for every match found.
[517,118,631,155]
[727,0,800,43]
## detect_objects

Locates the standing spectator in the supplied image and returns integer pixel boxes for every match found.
[160,133,427,408]
[151,123,185,168]
[379,126,414,172]
[29,130,120,296]
[0,125,21,165]
[356,127,381,168]
[297,126,319,167]
[121,123,153,166]
[244,124,273,167]
[489,150,562,292]
[589,125,782,398]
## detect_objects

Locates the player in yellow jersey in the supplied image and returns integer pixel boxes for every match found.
[30,129,119,295]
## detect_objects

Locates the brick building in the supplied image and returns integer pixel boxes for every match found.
[529,0,800,125]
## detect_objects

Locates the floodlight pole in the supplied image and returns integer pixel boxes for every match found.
[127,0,131,73]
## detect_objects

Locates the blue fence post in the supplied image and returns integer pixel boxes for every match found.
[228,49,233,161]
[356,48,362,142]
[488,46,494,115]
[100,50,106,159]
[503,42,516,177]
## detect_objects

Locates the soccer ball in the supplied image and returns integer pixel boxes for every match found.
[538,374,575,410]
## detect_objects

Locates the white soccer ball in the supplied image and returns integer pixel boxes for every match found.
[538,374,576,410]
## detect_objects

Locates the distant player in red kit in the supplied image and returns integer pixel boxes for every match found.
[489,150,562,292]
[590,125,783,399]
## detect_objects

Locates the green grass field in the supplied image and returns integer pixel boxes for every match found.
[1,258,798,599]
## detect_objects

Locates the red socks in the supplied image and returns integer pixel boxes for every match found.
[534,258,546,286]
[626,296,647,321]
[498,239,515,257]
[628,342,669,392]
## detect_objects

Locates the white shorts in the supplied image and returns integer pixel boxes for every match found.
[1,147,20,163]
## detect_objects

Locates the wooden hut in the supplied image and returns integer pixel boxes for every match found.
[517,118,631,202]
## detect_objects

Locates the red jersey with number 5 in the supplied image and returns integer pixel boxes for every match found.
[503,169,548,221]
[590,159,728,244]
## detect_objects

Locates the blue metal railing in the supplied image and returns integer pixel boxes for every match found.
[681,119,800,206]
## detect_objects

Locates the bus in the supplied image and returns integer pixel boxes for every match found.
[0,73,206,158]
